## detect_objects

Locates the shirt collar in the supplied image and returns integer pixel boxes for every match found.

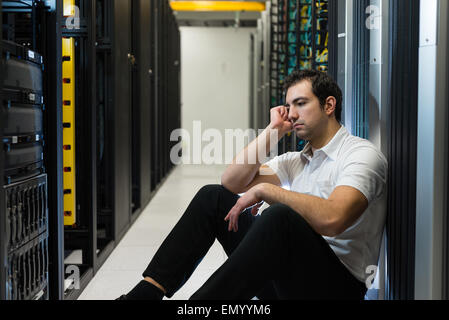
[301,142,314,161]
[301,126,348,162]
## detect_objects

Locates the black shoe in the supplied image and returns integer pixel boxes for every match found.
[116,280,164,300]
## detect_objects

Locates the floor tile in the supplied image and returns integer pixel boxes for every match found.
[78,164,228,300]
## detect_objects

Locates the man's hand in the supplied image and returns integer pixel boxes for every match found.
[269,105,293,136]
[224,185,264,232]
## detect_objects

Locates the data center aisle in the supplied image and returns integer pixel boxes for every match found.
[78,164,228,300]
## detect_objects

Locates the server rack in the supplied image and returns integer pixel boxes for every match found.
[95,0,114,273]
[0,0,5,301]
[251,20,262,132]
[1,0,50,300]
[262,3,271,130]
[130,0,141,218]
[385,0,420,300]
[327,0,338,81]
[167,3,180,177]
[93,0,180,298]
[149,0,158,192]
[270,0,290,155]
[166,8,181,176]
[131,0,156,219]
[249,3,271,134]
[297,0,329,72]
[155,0,164,189]
[249,33,255,130]
[151,0,180,191]
[255,20,264,131]
[60,0,98,300]
[351,0,369,139]
[110,0,132,245]
[1,0,181,300]
[284,0,298,153]
[45,0,65,300]
[269,0,282,107]
[61,0,180,299]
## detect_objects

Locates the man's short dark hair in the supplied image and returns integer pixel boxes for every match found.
[283,69,343,123]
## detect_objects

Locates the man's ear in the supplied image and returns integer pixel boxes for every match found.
[324,96,337,117]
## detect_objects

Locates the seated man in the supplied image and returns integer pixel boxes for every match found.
[118,69,387,300]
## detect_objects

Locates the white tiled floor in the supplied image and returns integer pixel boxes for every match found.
[77,164,229,300]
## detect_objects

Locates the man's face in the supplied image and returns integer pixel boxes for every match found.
[285,80,328,141]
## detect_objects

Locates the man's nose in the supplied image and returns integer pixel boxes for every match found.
[288,107,298,122]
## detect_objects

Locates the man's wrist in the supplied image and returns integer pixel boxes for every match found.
[267,124,286,139]
[255,183,269,200]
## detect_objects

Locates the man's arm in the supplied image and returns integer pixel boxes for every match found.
[258,183,368,236]
[226,183,368,236]
[221,106,292,194]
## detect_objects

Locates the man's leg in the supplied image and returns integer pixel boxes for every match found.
[139,184,258,298]
[190,203,367,300]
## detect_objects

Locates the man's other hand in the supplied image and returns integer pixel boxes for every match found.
[224,185,264,232]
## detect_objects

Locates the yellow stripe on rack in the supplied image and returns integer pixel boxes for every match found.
[170,1,266,12]
[63,0,75,17]
[62,37,76,227]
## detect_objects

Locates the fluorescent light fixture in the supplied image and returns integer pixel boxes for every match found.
[170,1,266,12]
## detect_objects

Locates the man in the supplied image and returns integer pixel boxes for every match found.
[118,69,387,300]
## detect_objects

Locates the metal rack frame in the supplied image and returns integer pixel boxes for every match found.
[59,0,98,301]
[41,0,65,300]
[0,0,6,301]
[95,0,115,275]
[327,0,338,80]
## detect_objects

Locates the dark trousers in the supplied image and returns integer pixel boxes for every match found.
[142,184,367,300]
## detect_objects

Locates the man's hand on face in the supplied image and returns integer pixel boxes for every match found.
[269,105,293,136]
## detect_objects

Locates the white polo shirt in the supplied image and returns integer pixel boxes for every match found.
[264,126,388,284]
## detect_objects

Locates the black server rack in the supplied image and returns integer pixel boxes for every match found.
[153,0,168,189]
[110,0,132,243]
[149,0,158,192]
[62,0,180,299]
[0,1,4,301]
[270,0,293,155]
[1,0,181,300]
[167,12,181,175]
[151,0,160,190]
[150,0,180,192]
[44,0,65,301]
[1,1,49,299]
[131,0,141,217]
[60,0,98,301]
[351,0,369,139]
[385,0,420,300]
[3,175,49,300]
[95,0,115,270]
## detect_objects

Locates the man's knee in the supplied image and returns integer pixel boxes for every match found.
[195,184,224,200]
[261,203,295,220]
[192,184,239,220]
[182,184,232,227]
[260,203,316,234]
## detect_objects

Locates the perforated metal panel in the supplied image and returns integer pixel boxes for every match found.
[386,0,420,300]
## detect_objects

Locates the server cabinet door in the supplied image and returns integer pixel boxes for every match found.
[1,10,6,300]
[131,0,141,215]
[137,0,153,208]
[113,0,132,239]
